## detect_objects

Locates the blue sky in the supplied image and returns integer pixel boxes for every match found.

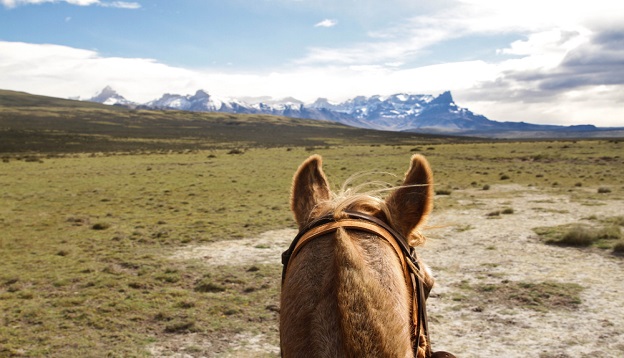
[1,0,623,126]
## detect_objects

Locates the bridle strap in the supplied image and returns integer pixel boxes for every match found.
[283,218,411,285]
[281,211,431,357]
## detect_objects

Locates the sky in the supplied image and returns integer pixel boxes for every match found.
[1,0,623,127]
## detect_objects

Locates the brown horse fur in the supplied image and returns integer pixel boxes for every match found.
[281,154,435,358]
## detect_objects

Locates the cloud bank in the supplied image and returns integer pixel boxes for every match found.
[0,0,622,127]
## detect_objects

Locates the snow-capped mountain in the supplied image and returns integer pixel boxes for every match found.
[88,86,134,107]
[86,86,493,132]
[86,87,602,136]
[143,90,253,113]
[299,91,496,132]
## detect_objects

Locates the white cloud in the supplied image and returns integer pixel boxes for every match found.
[298,0,624,67]
[102,1,139,9]
[0,41,192,102]
[1,0,140,8]
[1,40,623,127]
[0,41,494,102]
[314,19,337,28]
[286,0,624,126]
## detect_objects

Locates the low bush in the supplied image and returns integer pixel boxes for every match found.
[91,223,110,230]
[613,241,624,255]
[597,225,622,240]
[194,278,225,293]
[535,224,622,249]
[435,189,452,196]
[558,226,597,247]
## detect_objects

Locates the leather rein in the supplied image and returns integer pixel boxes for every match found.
[281,211,432,357]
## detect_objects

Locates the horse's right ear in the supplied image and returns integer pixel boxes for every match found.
[291,155,331,230]
[384,154,433,244]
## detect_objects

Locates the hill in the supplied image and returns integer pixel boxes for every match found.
[0,90,462,153]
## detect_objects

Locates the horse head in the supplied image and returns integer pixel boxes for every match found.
[281,154,455,358]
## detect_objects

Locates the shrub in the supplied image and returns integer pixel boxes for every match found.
[194,279,225,293]
[605,216,624,226]
[91,223,110,230]
[482,184,490,190]
[557,226,597,247]
[435,189,452,196]
[164,320,196,333]
[598,187,611,194]
[597,225,622,240]
[502,208,514,215]
[613,241,624,254]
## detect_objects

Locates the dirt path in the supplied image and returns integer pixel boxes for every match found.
[159,185,624,357]
[422,185,624,357]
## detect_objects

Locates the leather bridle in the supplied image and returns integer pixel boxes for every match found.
[281,210,433,357]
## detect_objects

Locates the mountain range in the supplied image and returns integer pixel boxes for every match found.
[87,87,622,138]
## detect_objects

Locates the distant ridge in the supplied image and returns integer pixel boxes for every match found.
[2,88,457,153]
[85,87,624,138]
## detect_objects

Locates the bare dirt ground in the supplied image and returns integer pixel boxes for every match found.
[157,184,624,357]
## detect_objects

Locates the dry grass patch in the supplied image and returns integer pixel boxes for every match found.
[458,280,584,312]
[533,222,623,253]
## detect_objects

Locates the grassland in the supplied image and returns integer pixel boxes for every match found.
[1,90,623,356]
[2,140,623,356]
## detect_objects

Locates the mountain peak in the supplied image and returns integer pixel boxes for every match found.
[189,90,211,104]
[431,91,454,105]
[89,86,132,106]
[91,86,118,101]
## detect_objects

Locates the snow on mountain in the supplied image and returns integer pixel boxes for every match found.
[89,86,135,107]
[87,87,596,136]
[86,86,491,132]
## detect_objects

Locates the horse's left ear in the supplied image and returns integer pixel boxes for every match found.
[384,154,433,242]
[291,155,331,230]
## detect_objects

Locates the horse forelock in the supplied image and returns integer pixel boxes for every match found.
[308,181,428,247]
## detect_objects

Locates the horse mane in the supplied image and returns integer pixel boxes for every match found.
[308,173,429,247]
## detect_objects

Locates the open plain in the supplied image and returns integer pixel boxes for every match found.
[1,140,623,357]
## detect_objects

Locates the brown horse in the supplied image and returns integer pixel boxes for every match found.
[280,154,453,358]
